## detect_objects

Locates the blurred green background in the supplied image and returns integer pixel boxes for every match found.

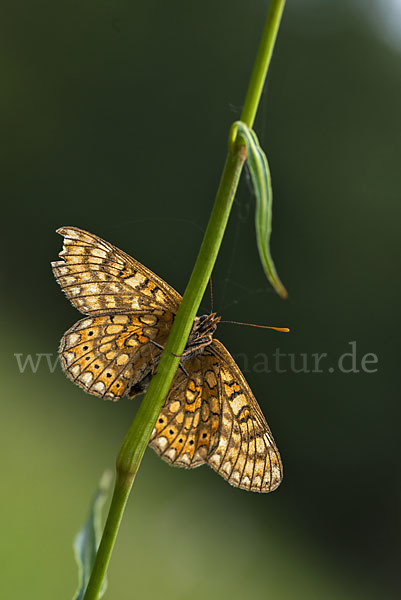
[2,0,400,598]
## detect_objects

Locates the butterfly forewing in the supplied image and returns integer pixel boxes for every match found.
[207,340,282,492]
[51,227,181,316]
[150,340,283,493]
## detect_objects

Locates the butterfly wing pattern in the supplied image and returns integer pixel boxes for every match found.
[52,227,180,401]
[58,313,174,401]
[52,226,283,492]
[149,340,282,492]
[52,226,181,316]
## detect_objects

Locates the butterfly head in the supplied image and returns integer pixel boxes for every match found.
[182,313,221,360]
[195,312,221,334]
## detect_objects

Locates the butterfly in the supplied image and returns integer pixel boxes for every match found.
[52,227,283,492]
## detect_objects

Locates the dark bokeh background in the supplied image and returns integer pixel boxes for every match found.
[2,1,400,598]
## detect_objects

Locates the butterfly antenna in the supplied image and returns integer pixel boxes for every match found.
[220,320,290,333]
[209,275,214,314]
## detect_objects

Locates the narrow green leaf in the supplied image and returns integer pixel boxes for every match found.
[234,121,287,299]
[73,471,113,600]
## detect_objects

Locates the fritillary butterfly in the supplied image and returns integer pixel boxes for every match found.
[52,227,283,492]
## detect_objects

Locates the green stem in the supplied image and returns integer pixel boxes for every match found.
[83,139,246,600]
[116,143,246,476]
[83,3,286,598]
[240,0,286,129]
[83,472,134,600]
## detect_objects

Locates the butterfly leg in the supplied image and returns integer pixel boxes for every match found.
[149,345,158,376]
[179,363,189,377]
[149,340,165,351]
[149,340,189,377]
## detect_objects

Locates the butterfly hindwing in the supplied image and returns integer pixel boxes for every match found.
[60,312,174,401]
[149,353,222,467]
[52,227,181,316]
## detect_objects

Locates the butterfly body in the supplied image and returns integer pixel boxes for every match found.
[179,312,221,359]
[127,313,220,398]
[52,227,283,492]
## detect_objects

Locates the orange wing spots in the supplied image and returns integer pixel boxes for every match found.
[58,313,173,402]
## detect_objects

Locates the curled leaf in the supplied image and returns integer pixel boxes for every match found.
[233,121,287,299]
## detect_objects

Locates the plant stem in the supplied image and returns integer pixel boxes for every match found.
[83,472,134,600]
[116,143,246,476]
[83,140,246,600]
[83,2,286,598]
[240,0,286,129]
